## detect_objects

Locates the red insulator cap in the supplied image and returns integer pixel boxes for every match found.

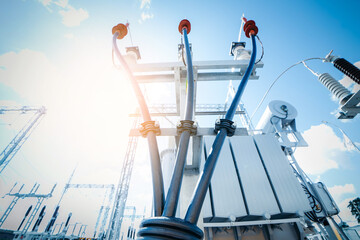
[112,23,128,39]
[244,20,255,30]
[243,19,258,38]
[178,19,191,34]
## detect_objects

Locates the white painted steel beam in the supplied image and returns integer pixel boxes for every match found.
[129,127,248,137]
[129,60,263,72]
[203,218,300,227]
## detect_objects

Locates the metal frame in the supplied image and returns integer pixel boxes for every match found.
[0,183,56,236]
[0,106,46,174]
[203,218,301,227]
[106,118,139,240]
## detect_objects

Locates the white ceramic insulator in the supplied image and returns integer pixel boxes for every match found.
[124,51,138,64]
[318,73,352,104]
[233,45,251,60]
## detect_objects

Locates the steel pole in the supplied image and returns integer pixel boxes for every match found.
[113,32,165,216]
[185,34,257,224]
[162,27,195,217]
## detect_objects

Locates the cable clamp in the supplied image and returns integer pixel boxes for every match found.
[177,120,197,136]
[214,119,236,137]
[139,121,161,137]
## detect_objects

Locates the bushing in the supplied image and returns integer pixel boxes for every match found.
[112,23,128,39]
[178,19,191,34]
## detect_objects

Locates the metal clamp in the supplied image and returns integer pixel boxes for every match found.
[177,120,197,136]
[139,121,161,137]
[214,119,236,137]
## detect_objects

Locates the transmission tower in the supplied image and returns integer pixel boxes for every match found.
[0,183,56,232]
[64,183,115,238]
[106,118,139,240]
[0,106,46,174]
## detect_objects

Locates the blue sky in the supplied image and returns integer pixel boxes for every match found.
[0,0,359,235]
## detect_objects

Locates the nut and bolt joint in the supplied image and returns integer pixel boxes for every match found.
[177,120,197,136]
[214,119,236,137]
[139,121,161,137]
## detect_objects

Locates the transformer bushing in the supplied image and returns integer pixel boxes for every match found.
[333,58,360,84]
[318,73,353,105]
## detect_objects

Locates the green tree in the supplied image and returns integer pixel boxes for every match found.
[348,197,360,223]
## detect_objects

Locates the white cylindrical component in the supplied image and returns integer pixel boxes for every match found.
[233,45,251,60]
[124,51,138,64]
[160,148,176,197]
[318,73,352,105]
[256,100,297,133]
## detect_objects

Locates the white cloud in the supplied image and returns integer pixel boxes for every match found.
[141,12,154,21]
[140,0,151,9]
[328,184,356,203]
[64,33,75,39]
[38,0,89,27]
[338,197,359,225]
[39,0,52,7]
[294,124,347,175]
[0,49,61,105]
[38,0,53,12]
[59,6,89,27]
[138,0,153,23]
[53,0,69,8]
[325,184,357,226]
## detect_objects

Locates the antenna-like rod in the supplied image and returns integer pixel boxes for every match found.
[57,165,77,205]
[237,13,245,42]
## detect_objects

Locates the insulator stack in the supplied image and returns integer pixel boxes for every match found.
[318,73,352,105]
[333,58,360,84]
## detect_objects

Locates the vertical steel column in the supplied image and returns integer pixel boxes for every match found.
[163,20,195,217]
[0,196,20,227]
[0,107,46,174]
[185,33,257,224]
[21,198,45,233]
[106,120,138,240]
[112,29,165,216]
